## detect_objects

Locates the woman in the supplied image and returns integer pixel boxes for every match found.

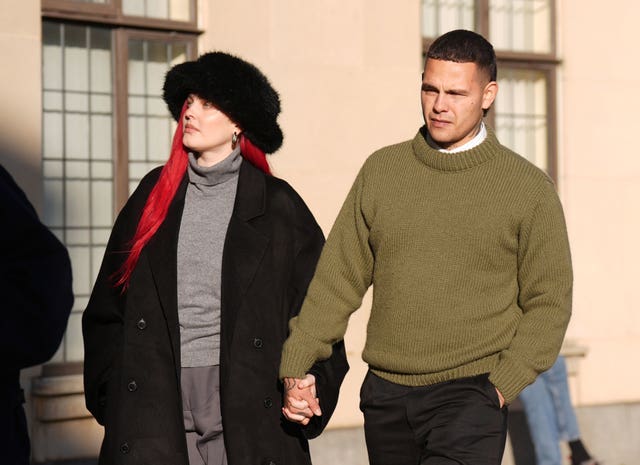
[83,52,348,465]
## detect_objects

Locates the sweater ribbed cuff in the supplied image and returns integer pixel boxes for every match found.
[279,330,328,380]
[488,356,536,404]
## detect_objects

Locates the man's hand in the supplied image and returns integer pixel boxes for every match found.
[496,387,505,408]
[282,374,321,425]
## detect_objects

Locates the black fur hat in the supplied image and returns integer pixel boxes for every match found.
[162,52,283,154]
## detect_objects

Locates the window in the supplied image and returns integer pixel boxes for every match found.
[41,0,197,366]
[122,0,193,21]
[421,0,558,179]
[494,67,553,172]
[42,0,196,30]
[127,37,188,193]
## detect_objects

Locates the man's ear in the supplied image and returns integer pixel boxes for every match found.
[482,81,498,110]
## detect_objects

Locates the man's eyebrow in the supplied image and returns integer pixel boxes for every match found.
[446,88,469,95]
[421,81,470,95]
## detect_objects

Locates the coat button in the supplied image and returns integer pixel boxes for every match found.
[263,397,273,408]
[253,337,263,349]
[120,442,130,454]
[136,318,147,330]
[127,380,137,392]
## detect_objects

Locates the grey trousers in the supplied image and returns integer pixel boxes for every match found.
[181,365,228,465]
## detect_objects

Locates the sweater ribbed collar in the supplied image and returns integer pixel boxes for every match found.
[412,125,501,172]
[187,147,242,187]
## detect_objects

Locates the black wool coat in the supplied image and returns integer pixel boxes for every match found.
[82,161,349,465]
[1,165,73,465]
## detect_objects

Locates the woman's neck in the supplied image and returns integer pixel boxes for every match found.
[196,145,235,167]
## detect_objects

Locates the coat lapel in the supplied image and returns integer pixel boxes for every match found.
[221,162,270,352]
[147,175,188,377]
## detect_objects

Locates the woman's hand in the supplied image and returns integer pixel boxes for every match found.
[282,374,321,425]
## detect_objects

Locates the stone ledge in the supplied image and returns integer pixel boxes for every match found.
[30,374,102,463]
[32,375,84,397]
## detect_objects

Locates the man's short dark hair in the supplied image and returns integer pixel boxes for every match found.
[426,29,497,82]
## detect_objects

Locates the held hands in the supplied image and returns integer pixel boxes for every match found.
[282,374,321,426]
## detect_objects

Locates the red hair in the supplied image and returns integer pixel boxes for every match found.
[240,134,271,175]
[113,102,271,290]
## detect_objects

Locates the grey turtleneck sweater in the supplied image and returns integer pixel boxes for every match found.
[177,148,242,367]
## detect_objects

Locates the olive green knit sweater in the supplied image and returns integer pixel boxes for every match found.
[280,127,572,403]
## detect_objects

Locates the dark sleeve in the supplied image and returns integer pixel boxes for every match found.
[0,165,73,371]
[284,188,349,439]
[304,340,348,438]
[82,167,160,424]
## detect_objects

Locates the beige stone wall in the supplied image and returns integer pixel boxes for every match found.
[0,0,43,210]
[558,1,640,406]
[199,0,423,427]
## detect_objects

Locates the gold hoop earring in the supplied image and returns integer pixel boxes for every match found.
[231,132,239,149]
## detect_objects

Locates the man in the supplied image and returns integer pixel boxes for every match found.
[279,29,573,465]
[1,163,73,464]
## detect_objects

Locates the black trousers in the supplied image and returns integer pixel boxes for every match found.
[359,371,508,465]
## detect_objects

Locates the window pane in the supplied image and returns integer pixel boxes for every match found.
[43,112,63,160]
[489,0,552,53]
[123,0,193,21]
[495,68,548,171]
[147,0,169,19]
[64,313,85,361]
[127,38,189,191]
[65,92,89,113]
[171,42,188,65]
[43,179,64,227]
[42,21,114,363]
[90,28,112,93]
[43,23,63,90]
[169,0,190,21]
[123,0,144,16]
[128,40,145,94]
[91,115,112,160]
[92,180,113,227]
[65,25,89,92]
[422,0,474,38]
[65,113,90,158]
[44,91,63,111]
[128,115,147,161]
[147,41,169,93]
